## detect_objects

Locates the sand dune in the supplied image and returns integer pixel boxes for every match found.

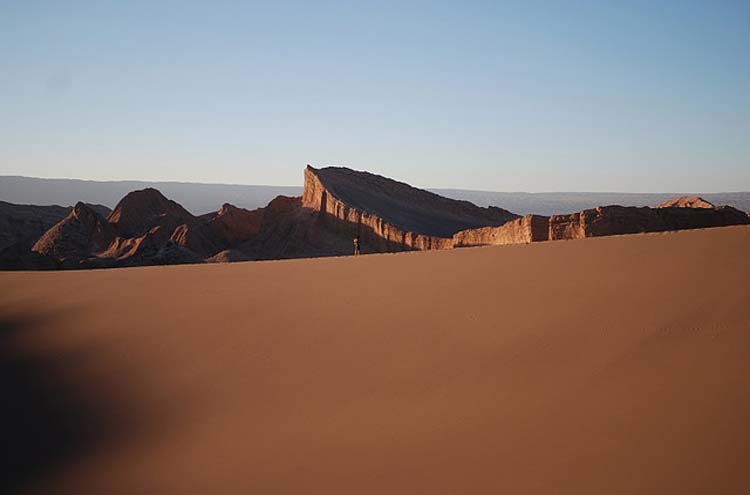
[2,226,749,494]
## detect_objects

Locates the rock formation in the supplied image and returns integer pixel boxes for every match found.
[4,166,750,271]
[241,195,356,260]
[206,204,264,247]
[24,189,220,268]
[0,201,112,269]
[453,202,750,246]
[206,249,253,263]
[108,188,195,238]
[0,201,108,250]
[453,214,549,247]
[169,223,219,258]
[0,242,58,270]
[658,196,715,209]
[32,202,116,265]
[302,165,518,251]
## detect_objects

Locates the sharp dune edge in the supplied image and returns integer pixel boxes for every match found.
[2,225,749,494]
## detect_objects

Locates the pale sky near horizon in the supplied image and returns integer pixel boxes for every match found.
[1,1,748,192]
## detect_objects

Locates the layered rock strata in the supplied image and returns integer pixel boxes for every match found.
[453,204,750,246]
[302,165,518,251]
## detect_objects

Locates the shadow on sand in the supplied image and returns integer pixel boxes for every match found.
[0,314,136,494]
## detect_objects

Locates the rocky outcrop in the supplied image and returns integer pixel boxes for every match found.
[207,204,264,247]
[170,223,219,258]
[550,205,750,239]
[6,169,750,271]
[149,240,204,266]
[302,165,518,252]
[0,201,109,251]
[658,196,714,209]
[0,201,113,269]
[22,188,283,268]
[32,202,116,264]
[453,200,750,247]
[24,189,209,268]
[0,201,69,253]
[103,225,172,260]
[453,215,548,247]
[164,203,266,259]
[108,188,195,238]
[0,201,71,269]
[241,196,356,260]
[206,249,252,263]
[0,243,58,270]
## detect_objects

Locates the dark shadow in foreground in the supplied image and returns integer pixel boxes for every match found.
[0,314,137,494]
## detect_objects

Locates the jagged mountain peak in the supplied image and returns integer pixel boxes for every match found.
[658,196,715,209]
[108,187,195,237]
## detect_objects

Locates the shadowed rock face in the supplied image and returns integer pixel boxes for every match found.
[105,189,251,262]
[0,202,71,253]
[169,223,219,259]
[25,190,223,267]
[0,202,113,270]
[0,202,110,251]
[168,204,265,259]
[32,203,115,264]
[108,188,195,238]
[205,249,252,263]
[0,244,58,270]
[237,196,358,260]
[304,166,518,236]
[208,204,264,247]
[302,165,519,251]
[21,192,303,268]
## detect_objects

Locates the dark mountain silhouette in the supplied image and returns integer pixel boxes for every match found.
[0,201,111,270]
[33,203,116,266]
[0,202,70,254]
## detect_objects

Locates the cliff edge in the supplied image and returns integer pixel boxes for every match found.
[302,165,518,250]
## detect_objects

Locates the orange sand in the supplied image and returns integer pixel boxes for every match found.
[1,226,749,494]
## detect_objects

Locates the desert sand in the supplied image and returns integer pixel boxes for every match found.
[2,226,749,494]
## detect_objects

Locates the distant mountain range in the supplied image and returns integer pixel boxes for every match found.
[0,176,300,215]
[435,189,750,217]
[1,166,748,270]
[3,175,749,215]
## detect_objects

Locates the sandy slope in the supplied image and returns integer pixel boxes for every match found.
[1,226,749,494]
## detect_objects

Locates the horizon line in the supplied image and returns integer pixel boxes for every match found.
[1,173,749,196]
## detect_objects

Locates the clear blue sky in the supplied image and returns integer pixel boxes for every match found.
[1,1,748,192]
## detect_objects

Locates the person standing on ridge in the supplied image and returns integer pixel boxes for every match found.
[353,236,360,256]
